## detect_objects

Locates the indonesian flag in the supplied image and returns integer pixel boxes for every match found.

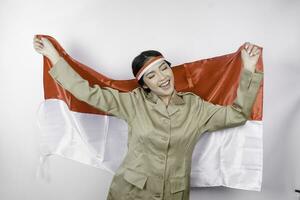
[36,35,264,191]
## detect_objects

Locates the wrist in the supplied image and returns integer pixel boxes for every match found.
[243,65,255,73]
[47,52,61,65]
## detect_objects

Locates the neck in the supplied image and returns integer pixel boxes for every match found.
[160,95,171,106]
[158,90,175,106]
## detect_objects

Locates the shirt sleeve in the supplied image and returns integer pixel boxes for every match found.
[197,68,264,133]
[48,57,137,123]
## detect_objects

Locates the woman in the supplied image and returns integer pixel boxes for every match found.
[33,36,263,200]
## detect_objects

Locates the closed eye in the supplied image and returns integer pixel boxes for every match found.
[147,65,168,79]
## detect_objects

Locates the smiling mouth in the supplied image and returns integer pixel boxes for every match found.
[159,80,170,88]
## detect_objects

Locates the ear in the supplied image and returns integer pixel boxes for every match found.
[142,84,149,89]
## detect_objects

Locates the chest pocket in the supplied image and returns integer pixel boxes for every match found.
[169,176,186,200]
[123,168,148,190]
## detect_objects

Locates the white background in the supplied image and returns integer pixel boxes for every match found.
[0,0,300,199]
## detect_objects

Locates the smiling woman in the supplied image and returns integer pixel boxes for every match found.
[131,50,175,106]
[33,35,263,200]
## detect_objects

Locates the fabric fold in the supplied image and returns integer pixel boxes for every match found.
[36,34,264,191]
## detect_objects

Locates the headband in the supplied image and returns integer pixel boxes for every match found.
[135,56,165,80]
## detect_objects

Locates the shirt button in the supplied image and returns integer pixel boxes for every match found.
[161,136,168,141]
[159,155,165,160]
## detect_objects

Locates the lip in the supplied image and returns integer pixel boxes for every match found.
[159,80,170,87]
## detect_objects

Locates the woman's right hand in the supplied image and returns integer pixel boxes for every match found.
[33,35,61,65]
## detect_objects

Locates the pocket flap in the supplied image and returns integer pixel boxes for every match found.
[123,168,148,190]
[170,177,186,193]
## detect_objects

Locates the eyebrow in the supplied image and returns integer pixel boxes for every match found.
[145,63,166,77]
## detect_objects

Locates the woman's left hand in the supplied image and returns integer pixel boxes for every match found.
[241,42,261,73]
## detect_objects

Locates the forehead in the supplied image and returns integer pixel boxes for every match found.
[144,60,168,75]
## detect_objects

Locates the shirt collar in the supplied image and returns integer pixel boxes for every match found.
[144,89,185,105]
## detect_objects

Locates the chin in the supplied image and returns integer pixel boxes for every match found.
[159,86,174,96]
[152,80,175,96]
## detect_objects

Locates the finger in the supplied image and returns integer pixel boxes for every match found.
[33,41,44,46]
[33,41,44,49]
[34,40,44,47]
[247,44,254,54]
[244,42,251,52]
[244,42,250,49]
[34,46,42,50]
[34,37,42,41]
[35,37,43,43]
[251,46,258,56]
[34,44,44,51]
[34,46,43,52]
[241,48,247,55]
[254,48,261,56]
[252,46,258,52]
[33,35,41,41]
[34,38,43,45]
[34,43,43,49]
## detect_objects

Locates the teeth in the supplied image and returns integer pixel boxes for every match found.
[160,80,170,87]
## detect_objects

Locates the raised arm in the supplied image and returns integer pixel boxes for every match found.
[33,35,137,123]
[196,42,264,133]
[197,68,263,133]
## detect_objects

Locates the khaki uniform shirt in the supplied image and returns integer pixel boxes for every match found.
[48,57,264,200]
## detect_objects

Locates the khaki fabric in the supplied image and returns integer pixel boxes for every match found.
[48,57,263,200]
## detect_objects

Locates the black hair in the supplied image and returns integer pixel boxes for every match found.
[131,50,171,93]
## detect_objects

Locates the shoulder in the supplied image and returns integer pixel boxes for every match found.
[177,91,203,105]
[177,91,199,99]
[130,87,145,100]
[132,87,142,95]
[177,91,195,96]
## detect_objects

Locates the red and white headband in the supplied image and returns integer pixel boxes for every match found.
[135,55,165,81]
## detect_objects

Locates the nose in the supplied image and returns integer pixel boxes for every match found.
[157,70,167,82]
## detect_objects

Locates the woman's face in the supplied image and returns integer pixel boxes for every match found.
[142,61,175,97]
